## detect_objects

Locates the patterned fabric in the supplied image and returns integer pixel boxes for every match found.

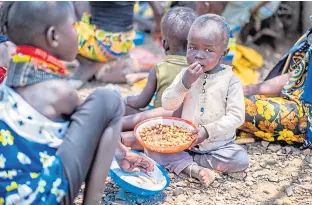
[6,46,68,87]
[0,35,8,44]
[0,36,9,84]
[265,28,312,80]
[0,67,6,84]
[239,28,312,148]
[239,95,306,144]
[0,83,69,204]
[74,12,135,63]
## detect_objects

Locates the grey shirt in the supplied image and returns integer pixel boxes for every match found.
[90,1,135,32]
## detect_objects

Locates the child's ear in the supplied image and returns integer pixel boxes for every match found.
[46,26,59,48]
[222,48,229,58]
[162,39,169,52]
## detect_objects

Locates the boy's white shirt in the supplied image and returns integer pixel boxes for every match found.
[162,64,245,152]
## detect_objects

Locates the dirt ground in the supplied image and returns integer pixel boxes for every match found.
[74,34,312,205]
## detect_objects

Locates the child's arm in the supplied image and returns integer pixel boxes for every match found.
[56,84,80,116]
[122,107,175,131]
[161,69,187,111]
[202,76,245,143]
[125,68,157,109]
[162,62,203,111]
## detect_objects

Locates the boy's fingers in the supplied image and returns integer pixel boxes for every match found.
[189,62,200,70]
[193,64,202,73]
[196,67,204,76]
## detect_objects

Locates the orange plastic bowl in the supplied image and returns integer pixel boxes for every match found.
[134,117,197,154]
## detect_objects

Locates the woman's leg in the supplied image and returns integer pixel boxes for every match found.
[122,105,183,131]
[238,95,306,144]
[57,88,124,205]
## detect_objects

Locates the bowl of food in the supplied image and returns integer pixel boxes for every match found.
[109,151,170,196]
[134,117,197,154]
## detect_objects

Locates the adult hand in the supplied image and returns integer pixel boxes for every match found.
[148,1,163,44]
[196,2,210,15]
[243,84,260,95]
[116,150,154,173]
[182,62,204,89]
[152,16,161,39]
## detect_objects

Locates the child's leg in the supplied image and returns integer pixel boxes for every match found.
[193,143,249,173]
[57,88,124,205]
[122,107,177,131]
[125,105,141,116]
[146,150,215,186]
[125,72,149,85]
[121,131,144,151]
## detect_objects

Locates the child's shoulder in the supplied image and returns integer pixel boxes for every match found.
[220,64,242,85]
[50,80,78,100]
[155,55,187,70]
[155,58,186,80]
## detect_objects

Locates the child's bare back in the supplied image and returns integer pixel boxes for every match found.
[15,79,79,121]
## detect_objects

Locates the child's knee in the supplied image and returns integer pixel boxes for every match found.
[93,88,125,117]
[232,148,249,171]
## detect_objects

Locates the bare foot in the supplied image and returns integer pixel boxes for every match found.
[74,55,103,82]
[95,57,131,84]
[183,164,215,187]
[198,168,215,186]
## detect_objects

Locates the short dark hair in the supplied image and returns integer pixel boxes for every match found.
[0,1,74,45]
[190,14,230,48]
[161,7,197,51]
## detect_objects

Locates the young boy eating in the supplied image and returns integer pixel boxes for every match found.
[149,14,249,186]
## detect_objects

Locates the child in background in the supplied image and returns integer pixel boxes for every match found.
[148,14,249,186]
[124,7,198,115]
[121,7,197,149]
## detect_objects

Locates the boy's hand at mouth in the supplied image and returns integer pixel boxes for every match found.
[182,62,204,89]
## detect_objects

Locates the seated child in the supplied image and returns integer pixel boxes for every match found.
[121,7,197,148]
[124,7,198,115]
[72,2,163,86]
[148,14,249,186]
[0,2,153,205]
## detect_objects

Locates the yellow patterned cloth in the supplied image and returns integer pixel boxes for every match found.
[239,95,306,144]
[74,13,135,63]
[238,30,312,146]
[233,44,263,85]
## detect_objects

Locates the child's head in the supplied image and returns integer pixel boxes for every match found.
[161,7,197,55]
[187,14,230,72]
[0,1,78,62]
